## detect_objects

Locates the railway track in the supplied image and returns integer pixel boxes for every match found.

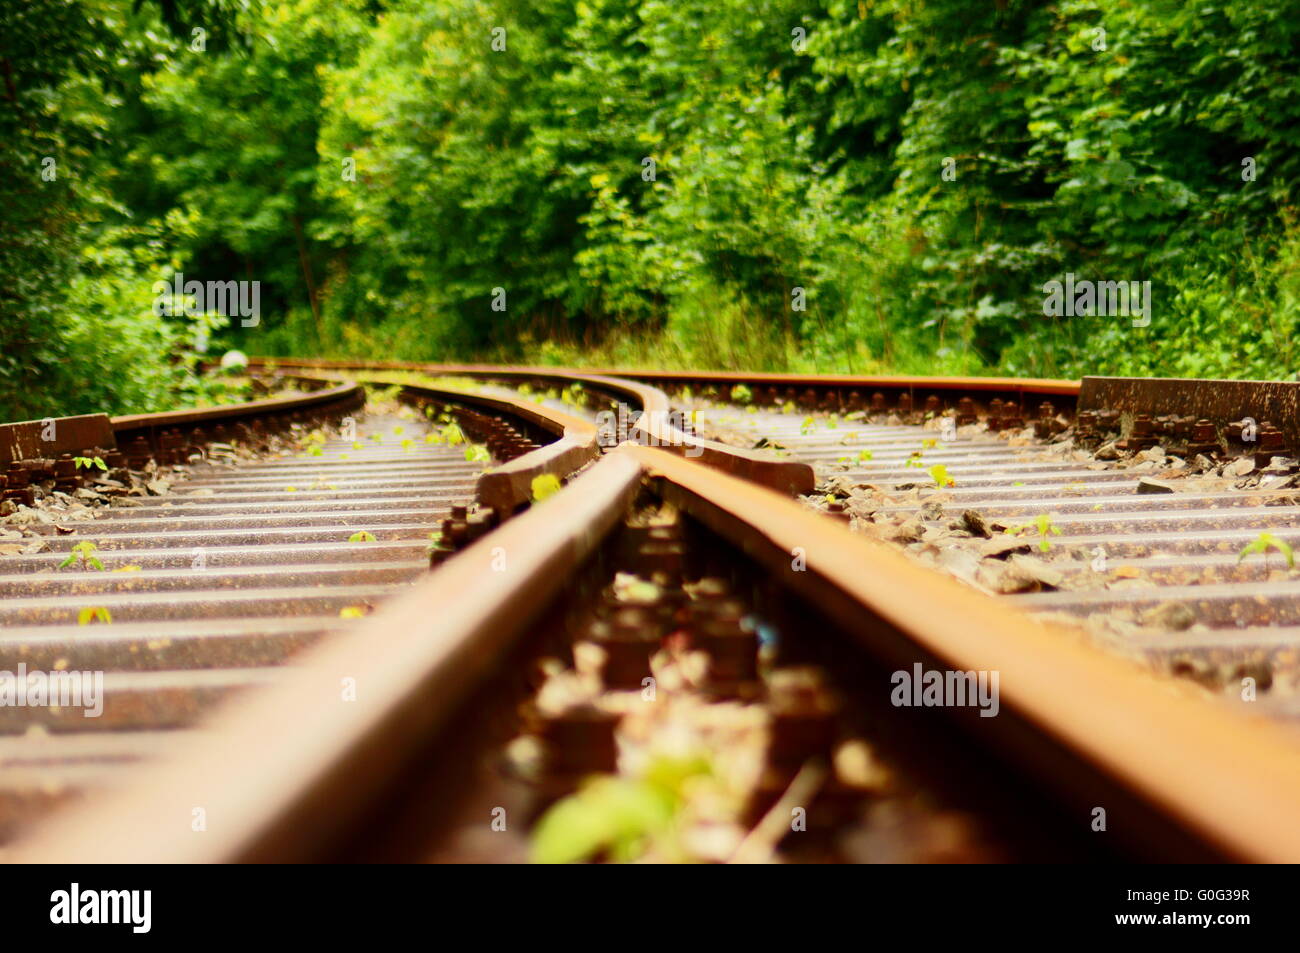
[667,377,1300,729]
[264,360,1300,726]
[0,375,560,841]
[5,360,1300,863]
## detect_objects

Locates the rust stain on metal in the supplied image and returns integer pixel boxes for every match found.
[622,443,1300,863]
[0,414,116,464]
[9,453,646,862]
[390,380,600,516]
[1082,376,1300,448]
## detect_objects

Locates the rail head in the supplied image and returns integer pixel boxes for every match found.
[247,358,816,496]
[1,378,364,467]
[0,414,116,465]
[391,381,600,516]
[7,452,647,863]
[621,442,1300,863]
[15,439,1300,862]
[244,357,1080,414]
[110,380,364,438]
[576,372,817,496]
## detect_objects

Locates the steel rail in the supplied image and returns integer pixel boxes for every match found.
[243,356,1081,421]
[624,445,1300,863]
[8,453,646,862]
[1,379,365,468]
[15,443,1300,862]
[246,358,818,494]
[0,370,627,846]
[388,380,600,516]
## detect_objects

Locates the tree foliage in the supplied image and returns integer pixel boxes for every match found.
[5,0,1300,417]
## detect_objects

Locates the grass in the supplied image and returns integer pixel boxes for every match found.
[1237,532,1295,569]
[1008,513,1062,553]
[929,464,954,489]
[59,541,103,571]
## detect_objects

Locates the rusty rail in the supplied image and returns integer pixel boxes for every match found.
[0,373,613,845]
[247,358,818,495]
[15,441,1300,861]
[392,381,600,516]
[245,357,1080,423]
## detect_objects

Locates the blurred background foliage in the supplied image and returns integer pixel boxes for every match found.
[3,0,1299,416]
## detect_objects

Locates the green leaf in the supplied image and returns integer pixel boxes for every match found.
[530,473,563,502]
[530,776,675,864]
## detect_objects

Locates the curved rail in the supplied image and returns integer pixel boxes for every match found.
[246,358,820,494]
[15,441,1300,861]
[244,357,1081,421]
[394,381,600,516]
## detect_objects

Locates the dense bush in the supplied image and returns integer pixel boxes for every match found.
[4,0,1300,418]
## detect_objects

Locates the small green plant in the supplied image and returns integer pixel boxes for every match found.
[78,606,112,625]
[531,473,563,502]
[1237,532,1295,569]
[904,455,925,469]
[349,530,377,543]
[59,541,103,571]
[730,383,752,404]
[73,456,107,471]
[563,382,585,407]
[929,464,954,489]
[800,416,816,435]
[464,443,490,462]
[441,422,465,445]
[530,752,712,863]
[1008,513,1062,552]
[857,449,874,463]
